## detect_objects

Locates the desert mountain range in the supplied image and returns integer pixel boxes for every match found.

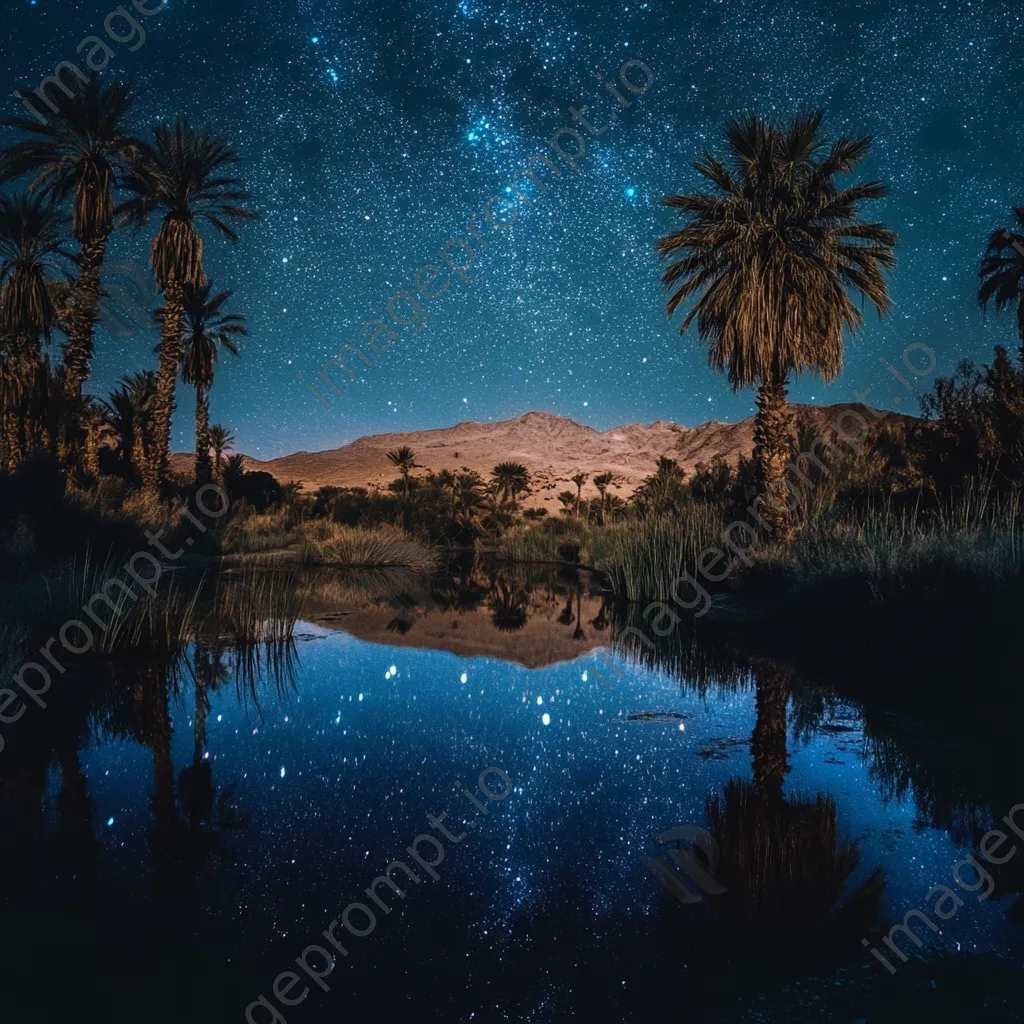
[177,404,902,510]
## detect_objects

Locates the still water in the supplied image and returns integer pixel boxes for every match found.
[1,565,1020,1022]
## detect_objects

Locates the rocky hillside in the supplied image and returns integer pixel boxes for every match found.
[175,404,908,510]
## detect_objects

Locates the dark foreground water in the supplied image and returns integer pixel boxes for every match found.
[1,565,1021,1022]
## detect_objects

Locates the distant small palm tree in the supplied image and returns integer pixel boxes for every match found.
[208,424,233,479]
[633,456,688,517]
[386,445,419,496]
[593,471,620,520]
[434,468,458,516]
[223,452,246,493]
[557,489,576,516]
[177,282,246,484]
[454,471,487,530]
[979,207,1024,363]
[570,472,588,518]
[492,461,531,510]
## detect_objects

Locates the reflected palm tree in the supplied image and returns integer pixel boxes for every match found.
[178,643,229,828]
[489,575,528,632]
[142,660,180,848]
[644,656,883,992]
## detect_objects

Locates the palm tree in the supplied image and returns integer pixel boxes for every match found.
[0,192,72,458]
[491,461,531,510]
[177,282,245,484]
[208,423,233,480]
[118,120,257,492]
[101,370,158,482]
[452,470,488,534]
[979,207,1024,363]
[570,472,588,518]
[433,468,459,520]
[593,471,620,521]
[80,397,114,477]
[1,79,140,399]
[633,456,688,517]
[386,445,419,496]
[657,111,897,530]
[557,489,576,515]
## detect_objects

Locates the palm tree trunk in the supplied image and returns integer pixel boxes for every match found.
[146,273,184,492]
[64,233,110,399]
[19,339,48,457]
[84,425,101,477]
[194,674,208,767]
[131,431,146,483]
[751,664,790,804]
[1,402,19,470]
[148,665,177,841]
[194,383,212,484]
[752,366,794,535]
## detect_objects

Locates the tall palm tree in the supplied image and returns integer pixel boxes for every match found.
[118,120,256,492]
[208,423,233,480]
[491,461,530,510]
[979,207,1024,364]
[570,472,588,518]
[0,79,140,398]
[657,111,897,529]
[386,445,419,496]
[0,192,72,458]
[177,282,245,484]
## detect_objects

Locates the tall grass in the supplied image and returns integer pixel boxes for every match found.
[760,484,1024,597]
[592,508,727,602]
[298,520,439,573]
[498,518,590,562]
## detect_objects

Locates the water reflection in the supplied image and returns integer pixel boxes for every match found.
[0,560,1020,1021]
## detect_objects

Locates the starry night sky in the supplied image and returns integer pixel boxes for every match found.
[4,0,1024,458]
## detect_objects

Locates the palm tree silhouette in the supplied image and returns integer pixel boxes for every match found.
[119,120,257,491]
[706,663,883,944]
[979,207,1024,363]
[657,111,897,531]
[101,370,158,482]
[0,78,141,399]
[570,472,588,518]
[492,461,531,510]
[386,445,419,497]
[177,283,246,484]
[489,575,528,632]
[0,192,73,459]
[208,423,234,480]
[593,471,619,521]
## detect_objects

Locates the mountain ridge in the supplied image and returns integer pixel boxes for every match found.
[174,404,911,508]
